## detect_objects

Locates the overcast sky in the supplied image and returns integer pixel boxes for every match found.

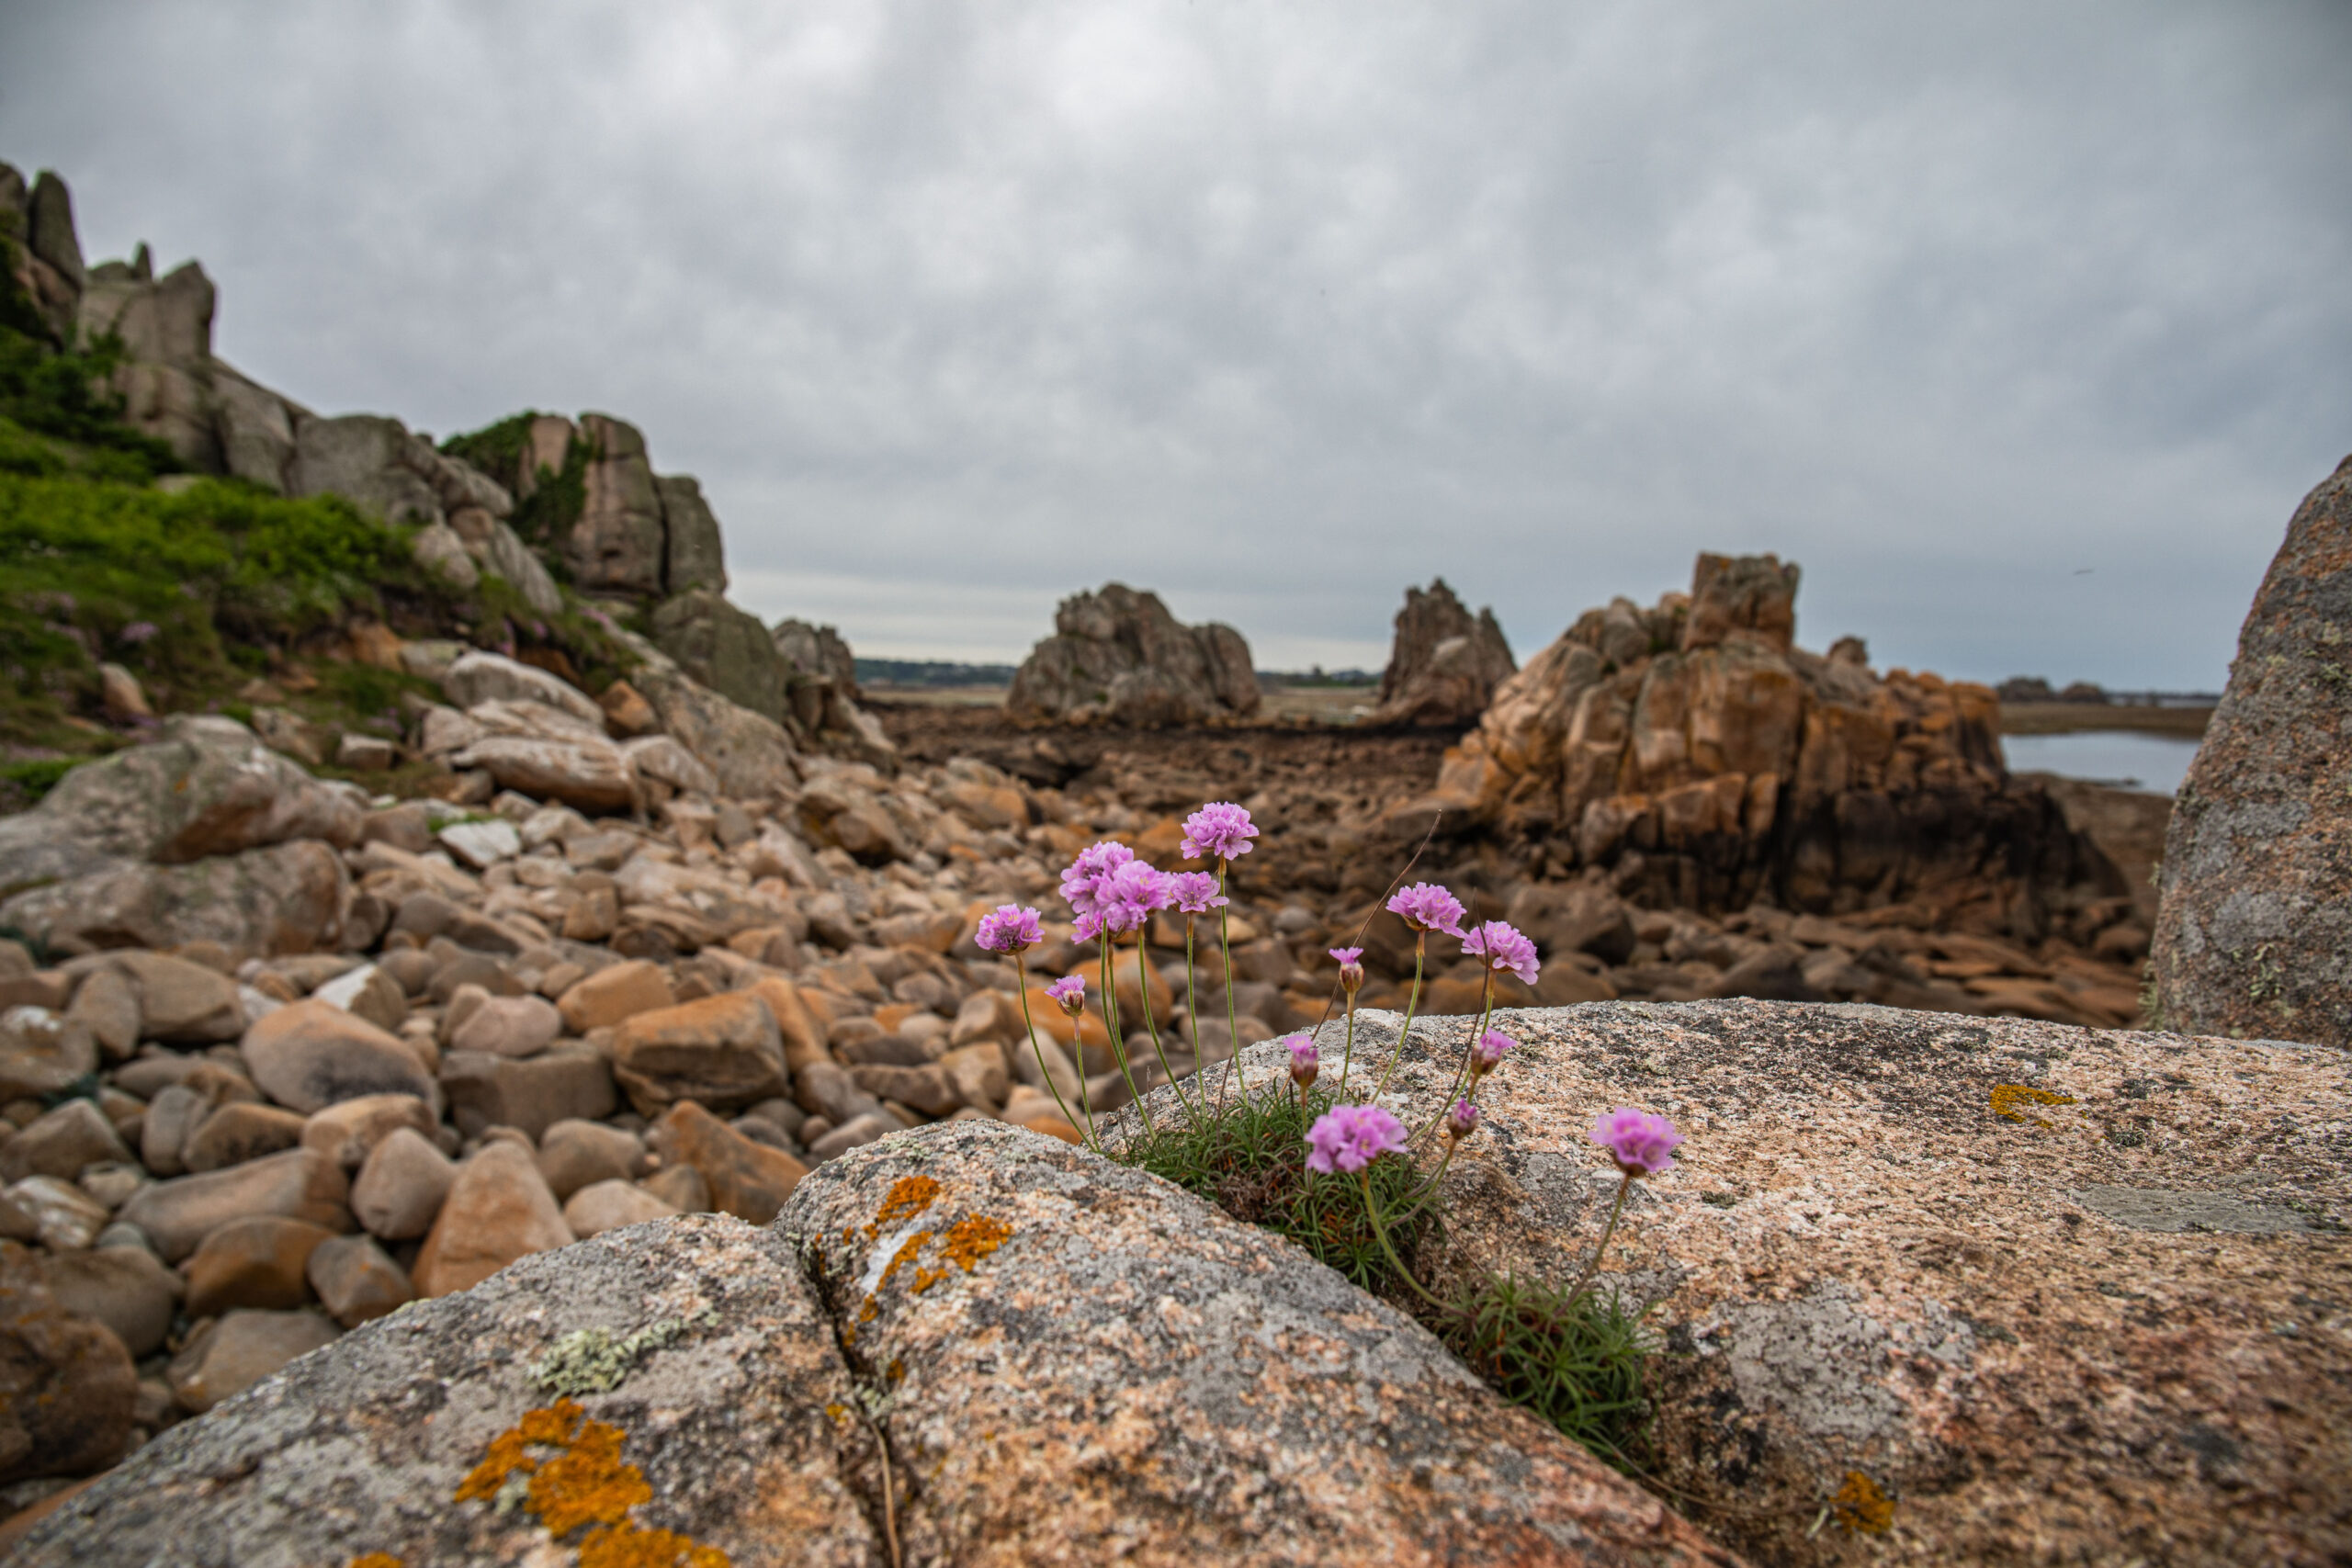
[4,2,2347,685]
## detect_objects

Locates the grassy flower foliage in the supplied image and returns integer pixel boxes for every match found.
[1120,1085,1430,1293]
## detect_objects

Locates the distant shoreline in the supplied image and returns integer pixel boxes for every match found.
[865,686,2217,739]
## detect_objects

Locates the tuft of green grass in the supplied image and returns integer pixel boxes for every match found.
[1119,1074,1656,1473]
[1117,1085,1429,1293]
[1437,1275,1656,1471]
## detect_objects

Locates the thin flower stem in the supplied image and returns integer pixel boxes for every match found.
[1012,951,1093,1151]
[1358,1168,1445,1309]
[1389,1135,1462,1223]
[1562,1171,1635,1307]
[1213,861,1243,1111]
[1100,940,1152,1132]
[1372,933,1428,1097]
[1337,994,1357,1093]
[1413,970,1495,1145]
[1132,930,1199,1122]
[1182,917,1204,1085]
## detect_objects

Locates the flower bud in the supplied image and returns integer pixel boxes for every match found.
[1444,1099,1481,1142]
[1286,1035,1319,1091]
[1471,1030,1514,1078]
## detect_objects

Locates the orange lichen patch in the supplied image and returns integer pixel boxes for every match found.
[1831,1470,1894,1534]
[347,1556,403,1568]
[877,1229,933,1291]
[911,1266,945,1294]
[579,1521,729,1568]
[940,1214,1014,1272]
[456,1399,728,1565]
[532,1418,651,1536]
[1990,1084,2078,1127]
[458,1399,588,1502]
[865,1175,942,1239]
[887,1358,906,1383]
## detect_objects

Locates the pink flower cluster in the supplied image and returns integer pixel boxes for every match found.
[1386,883,1466,938]
[1180,802,1259,863]
[1060,840,1181,940]
[1305,1104,1408,1174]
[1045,975,1086,1013]
[1167,870,1227,914]
[1462,919,1540,985]
[1589,1107,1683,1178]
[973,904,1044,954]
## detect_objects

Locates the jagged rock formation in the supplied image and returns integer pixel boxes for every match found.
[1432,552,2118,928]
[1006,583,1260,728]
[1116,1006,2351,1567]
[2153,454,2352,1046]
[13,1123,1733,1568]
[1371,578,1516,728]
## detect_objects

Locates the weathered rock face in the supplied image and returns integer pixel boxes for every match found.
[1117,1005,2351,1567]
[568,413,668,595]
[19,1129,1733,1567]
[1007,582,1261,727]
[0,716,363,956]
[654,474,728,596]
[1372,578,1518,727]
[2152,454,2352,1047]
[651,588,793,725]
[1436,553,2115,928]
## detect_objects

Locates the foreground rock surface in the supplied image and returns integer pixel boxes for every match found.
[19,1124,1733,1567]
[1121,1004,2352,1566]
[2153,452,2352,1046]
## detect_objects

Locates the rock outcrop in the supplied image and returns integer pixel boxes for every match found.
[15,1124,1733,1568]
[0,716,364,957]
[1114,1002,2352,1566]
[1372,578,1517,727]
[1432,552,2119,929]
[2152,454,2352,1046]
[1006,582,1261,728]
[772,617,859,696]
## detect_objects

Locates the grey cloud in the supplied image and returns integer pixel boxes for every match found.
[4,0,2346,681]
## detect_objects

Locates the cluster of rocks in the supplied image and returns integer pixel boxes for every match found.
[1428,552,2129,942]
[1005,582,1261,727]
[1368,577,1518,728]
[0,650,1390,1506]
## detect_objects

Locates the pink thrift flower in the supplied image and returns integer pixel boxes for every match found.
[1058,840,1136,918]
[1590,1107,1683,1178]
[1097,860,1172,934]
[1167,871,1227,914]
[1180,802,1259,863]
[1072,908,1106,944]
[1444,1099,1481,1141]
[1286,1034,1319,1089]
[1328,945,1363,965]
[974,905,1045,953]
[1472,1030,1514,1076]
[1329,946,1365,994]
[1045,975,1087,1015]
[1462,919,1540,985]
[1305,1104,1409,1175]
[1386,883,1466,938]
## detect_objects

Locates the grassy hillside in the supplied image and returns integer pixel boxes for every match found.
[0,258,634,806]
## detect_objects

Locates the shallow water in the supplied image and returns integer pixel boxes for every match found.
[2001,731,2203,795]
